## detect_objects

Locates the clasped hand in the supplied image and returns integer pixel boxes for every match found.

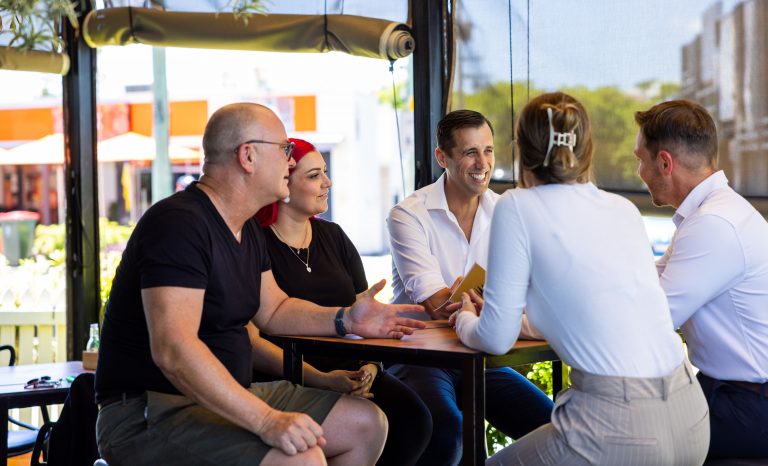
[319,363,378,398]
[447,289,484,327]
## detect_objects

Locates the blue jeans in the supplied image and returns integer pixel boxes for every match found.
[390,365,553,466]
[698,372,768,458]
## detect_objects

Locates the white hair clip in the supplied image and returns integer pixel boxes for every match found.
[544,107,577,167]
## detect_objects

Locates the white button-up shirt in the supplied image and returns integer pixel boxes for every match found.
[657,170,768,382]
[387,174,498,319]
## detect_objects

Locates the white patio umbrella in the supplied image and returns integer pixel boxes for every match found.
[0,132,200,165]
[98,132,200,162]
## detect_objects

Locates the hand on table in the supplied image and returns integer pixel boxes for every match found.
[256,408,326,456]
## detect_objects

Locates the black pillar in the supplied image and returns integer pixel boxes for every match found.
[62,1,100,360]
[411,0,452,189]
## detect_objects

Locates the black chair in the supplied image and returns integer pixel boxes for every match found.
[30,372,99,466]
[0,344,51,459]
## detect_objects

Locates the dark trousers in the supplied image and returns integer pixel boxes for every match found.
[697,372,768,458]
[390,365,554,466]
[373,372,433,466]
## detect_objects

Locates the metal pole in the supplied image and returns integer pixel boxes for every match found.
[62,0,100,360]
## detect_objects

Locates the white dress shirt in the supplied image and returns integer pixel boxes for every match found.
[456,182,684,378]
[656,171,768,383]
[387,174,498,320]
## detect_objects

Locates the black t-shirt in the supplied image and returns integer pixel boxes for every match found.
[95,183,270,402]
[264,219,367,372]
[264,219,367,307]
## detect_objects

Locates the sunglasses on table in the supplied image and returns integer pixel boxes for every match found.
[24,375,62,389]
[236,140,295,159]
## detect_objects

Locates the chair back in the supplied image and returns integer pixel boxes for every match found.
[32,373,99,466]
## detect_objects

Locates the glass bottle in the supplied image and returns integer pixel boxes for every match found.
[86,322,100,352]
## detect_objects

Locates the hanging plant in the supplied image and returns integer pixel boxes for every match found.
[0,0,267,53]
[224,0,269,24]
[0,0,81,52]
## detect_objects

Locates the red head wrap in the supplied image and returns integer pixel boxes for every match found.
[255,138,317,227]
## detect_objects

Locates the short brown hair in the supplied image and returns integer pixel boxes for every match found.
[437,109,494,153]
[516,92,593,185]
[634,100,718,169]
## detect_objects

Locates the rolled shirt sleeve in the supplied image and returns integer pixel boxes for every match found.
[387,205,448,304]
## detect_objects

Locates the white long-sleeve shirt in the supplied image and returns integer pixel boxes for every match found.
[456,182,684,378]
[388,174,498,319]
[657,171,768,383]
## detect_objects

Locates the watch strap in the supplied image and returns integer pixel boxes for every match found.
[334,307,347,336]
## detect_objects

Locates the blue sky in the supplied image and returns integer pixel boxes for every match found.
[458,0,741,91]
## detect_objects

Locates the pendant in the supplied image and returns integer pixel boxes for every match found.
[306,266,312,273]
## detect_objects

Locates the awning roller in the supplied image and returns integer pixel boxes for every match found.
[83,7,415,61]
[0,47,70,75]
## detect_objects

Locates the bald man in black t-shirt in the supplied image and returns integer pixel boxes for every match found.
[95,103,425,466]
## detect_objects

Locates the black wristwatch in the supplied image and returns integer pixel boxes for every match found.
[334,307,347,336]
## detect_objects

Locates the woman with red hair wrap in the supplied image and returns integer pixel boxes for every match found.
[253,138,432,466]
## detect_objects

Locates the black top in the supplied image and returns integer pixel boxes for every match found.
[264,219,367,372]
[95,183,271,402]
[264,219,367,307]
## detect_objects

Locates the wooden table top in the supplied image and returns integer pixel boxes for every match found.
[267,320,556,362]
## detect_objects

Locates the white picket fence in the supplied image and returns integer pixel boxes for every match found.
[1,308,67,432]
[0,264,68,432]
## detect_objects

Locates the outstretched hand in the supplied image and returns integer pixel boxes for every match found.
[350,279,426,339]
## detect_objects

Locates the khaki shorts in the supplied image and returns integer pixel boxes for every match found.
[96,380,341,466]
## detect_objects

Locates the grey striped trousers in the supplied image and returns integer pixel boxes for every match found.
[488,361,710,465]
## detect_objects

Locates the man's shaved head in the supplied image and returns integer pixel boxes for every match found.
[202,103,279,167]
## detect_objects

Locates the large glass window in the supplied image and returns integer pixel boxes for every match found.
[0,67,68,430]
[454,0,768,199]
[93,1,413,301]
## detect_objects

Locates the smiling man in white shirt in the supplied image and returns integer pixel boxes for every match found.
[635,99,768,459]
[387,109,553,466]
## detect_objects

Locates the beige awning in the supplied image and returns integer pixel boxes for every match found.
[0,47,70,75]
[0,132,200,166]
[83,7,414,60]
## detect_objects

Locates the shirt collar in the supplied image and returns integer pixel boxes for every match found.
[424,173,496,214]
[424,173,450,211]
[673,170,728,226]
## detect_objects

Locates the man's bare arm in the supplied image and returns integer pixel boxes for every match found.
[255,271,426,338]
[142,287,325,455]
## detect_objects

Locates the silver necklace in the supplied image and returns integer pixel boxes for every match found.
[271,223,311,273]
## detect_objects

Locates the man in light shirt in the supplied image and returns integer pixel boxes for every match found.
[635,99,768,459]
[387,109,553,465]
